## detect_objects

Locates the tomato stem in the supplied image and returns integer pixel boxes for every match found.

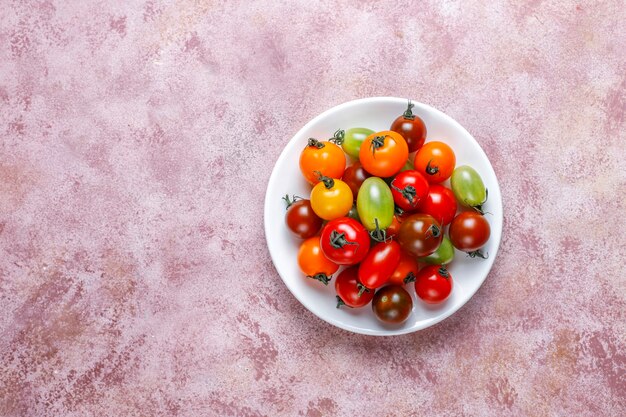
[307,138,325,149]
[391,183,418,206]
[426,224,441,239]
[329,230,358,249]
[369,135,389,157]
[357,282,370,297]
[467,250,489,259]
[425,160,439,175]
[369,218,388,242]
[282,194,302,209]
[470,188,489,215]
[336,295,348,308]
[403,99,416,120]
[438,266,450,278]
[314,171,335,189]
[403,271,416,284]
[329,129,345,145]
[308,273,331,285]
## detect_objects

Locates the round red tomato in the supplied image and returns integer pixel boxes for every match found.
[390,100,427,153]
[419,185,457,226]
[335,266,375,308]
[414,141,456,183]
[388,250,419,286]
[414,265,453,303]
[320,217,370,265]
[283,195,323,238]
[372,285,413,324]
[449,211,491,254]
[390,170,429,212]
[397,213,443,257]
[358,241,401,290]
[342,162,370,198]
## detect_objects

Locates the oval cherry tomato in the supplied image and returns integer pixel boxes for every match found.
[414,141,456,183]
[283,195,323,239]
[297,237,339,285]
[320,217,370,265]
[419,235,454,265]
[414,265,453,304]
[299,138,346,185]
[335,266,375,308]
[390,170,429,212]
[358,241,401,290]
[356,177,394,234]
[372,285,413,324]
[397,213,443,257]
[310,174,353,220]
[449,211,491,254]
[389,250,419,286]
[386,214,402,238]
[342,161,371,198]
[390,100,427,153]
[359,131,409,177]
[419,184,458,226]
[340,127,375,160]
[451,165,488,213]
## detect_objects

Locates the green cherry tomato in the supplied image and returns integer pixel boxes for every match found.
[450,165,487,212]
[342,127,375,160]
[357,177,394,233]
[419,235,455,265]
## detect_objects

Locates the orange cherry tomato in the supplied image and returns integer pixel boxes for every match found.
[297,236,339,285]
[310,175,353,220]
[388,250,420,286]
[299,138,346,185]
[414,141,456,183]
[359,130,408,177]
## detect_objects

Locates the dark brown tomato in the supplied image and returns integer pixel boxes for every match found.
[390,100,427,153]
[283,195,323,238]
[372,285,413,324]
[397,213,443,257]
[342,162,371,198]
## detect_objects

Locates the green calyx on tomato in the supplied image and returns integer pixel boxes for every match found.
[402,100,416,120]
[403,271,416,284]
[307,138,325,149]
[336,295,347,308]
[314,171,335,189]
[357,282,370,297]
[438,266,450,278]
[282,194,301,209]
[328,129,345,145]
[329,230,358,249]
[425,160,439,175]
[450,165,488,214]
[369,135,389,155]
[308,273,331,285]
[357,177,395,236]
[467,250,489,259]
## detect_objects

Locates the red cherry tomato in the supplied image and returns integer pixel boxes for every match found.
[388,250,419,286]
[320,217,371,265]
[342,162,371,198]
[414,141,456,183]
[358,241,401,290]
[390,100,427,153]
[283,195,323,238]
[419,185,458,226]
[390,170,429,212]
[386,214,402,238]
[449,211,491,254]
[397,213,443,257]
[335,266,375,308]
[414,265,453,303]
[372,285,413,323]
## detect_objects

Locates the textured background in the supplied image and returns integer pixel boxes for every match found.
[1,1,625,416]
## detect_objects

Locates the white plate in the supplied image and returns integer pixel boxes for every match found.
[264,97,503,336]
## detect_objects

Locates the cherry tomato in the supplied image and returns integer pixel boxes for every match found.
[359,131,409,177]
[419,235,454,265]
[310,174,353,221]
[283,195,323,239]
[449,211,491,255]
[397,213,443,257]
[346,203,360,222]
[419,184,458,226]
[390,100,427,153]
[356,177,394,236]
[358,241,401,290]
[342,162,371,198]
[299,137,346,185]
[414,265,453,304]
[340,127,375,160]
[335,266,375,308]
[372,285,413,324]
[386,214,402,238]
[451,165,488,213]
[390,170,429,212]
[297,237,339,285]
[414,141,456,183]
[320,217,370,265]
[389,250,419,286]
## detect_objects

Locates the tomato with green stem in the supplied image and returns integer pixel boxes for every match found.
[299,135,346,184]
[390,170,429,212]
[283,195,323,239]
[356,177,394,240]
[389,250,419,286]
[320,217,370,265]
[449,211,490,257]
[297,236,339,285]
[336,127,375,160]
[310,173,353,220]
[390,100,427,153]
[358,241,401,290]
[412,265,453,304]
[372,285,413,324]
[397,213,443,257]
[360,131,409,177]
[335,266,374,308]
[414,141,456,183]
[451,165,488,213]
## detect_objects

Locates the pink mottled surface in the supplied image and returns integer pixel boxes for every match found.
[1,1,625,416]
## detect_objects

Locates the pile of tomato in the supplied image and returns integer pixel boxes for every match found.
[283,101,491,324]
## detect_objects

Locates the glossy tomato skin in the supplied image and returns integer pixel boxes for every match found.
[389,250,419,286]
[372,285,413,324]
[359,131,409,177]
[449,211,491,252]
[320,218,370,265]
[415,265,453,304]
[450,165,487,211]
[310,177,353,221]
[358,241,401,290]
[299,139,346,185]
[397,213,443,257]
[386,214,402,238]
[390,170,429,212]
[342,162,371,198]
[419,235,455,265]
[284,197,323,239]
[414,141,456,183]
[297,237,339,285]
[356,177,395,232]
[420,184,457,226]
[335,266,374,308]
[390,101,427,153]
[341,127,374,160]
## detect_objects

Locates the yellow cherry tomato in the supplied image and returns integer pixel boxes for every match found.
[310,173,353,220]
